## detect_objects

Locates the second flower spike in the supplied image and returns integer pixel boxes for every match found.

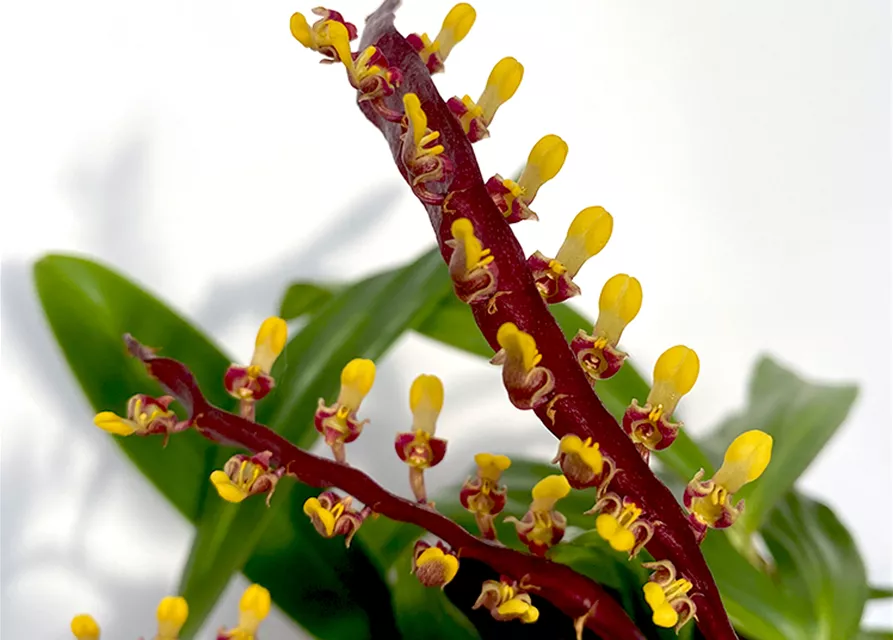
[395,374,449,504]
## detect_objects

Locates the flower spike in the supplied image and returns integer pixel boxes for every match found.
[460,452,512,539]
[505,474,571,555]
[552,434,617,492]
[528,207,614,304]
[407,3,476,74]
[572,274,642,382]
[491,323,554,410]
[473,578,540,623]
[446,218,497,303]
[487,134,568,222]
[155,596,189,640]
[412,540,460,588]
[447,56,524,142]
[303,491,372,547]
[395,374,449,504]
[70,614,100,640]
[218,583,271,640]
[641,561,697,632]
[401,93,452,204]
[684,430,773,541]
[587,492,655,558]
[93,394,185,443]
[224,316,287,419]
[315,358,376,462]
[210,451,284,506]
[623,345,699,460]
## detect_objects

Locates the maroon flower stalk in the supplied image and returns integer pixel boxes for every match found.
[349,3,737,638]
[126,336,644,639]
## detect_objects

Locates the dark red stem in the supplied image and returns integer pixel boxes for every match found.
[127,336,644,639]
[354,5,736,639]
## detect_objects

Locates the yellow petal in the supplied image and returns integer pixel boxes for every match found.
[648,345,699,415]
[521,134,568,191]
[521,604,540,623]
[239,584,271,620]
[416,547,446,566]
[410,374,444,413]
[485,56,523,102]
[714,430,773,494]
[577,442,603,474]
[339,358,376,410]
[496,322,541,372]
[608,528,636,552]
[304,498,336,536]
[497,597,530,618]
[93,411,137,436]
[436,3,476,58]
[439,554,460,585]
[289,13,313,48]
[251,317,287,373]
[595,513,620,541]
[531,474,571,501]
[303,497,323,516]
[474,452,511,479]
[652,602,679,628]
[653,345,699,396]
[643,581,667,609]
[410,374,444,434]
[403,93,428,147]
[555,207,614,276]
[210,471,247,503]
[477,57,524,124]
[595,274,642,345]
[156,596,188,637]
[70,614,100,640]
[558,434,583,454]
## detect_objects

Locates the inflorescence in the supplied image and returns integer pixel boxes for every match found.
[82,3,773,638]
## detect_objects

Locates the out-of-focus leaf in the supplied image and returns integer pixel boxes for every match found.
[34,254,398,639]
[390,545,480,640]
[179,249,454,637]
[438,459,804,640]
[279,282,337,320]
[856,631,893,640]
[763,491,868,640]
[417,289,713,479]
[869,586,893,600]
[702,357,858,533]
[33,254,233,521]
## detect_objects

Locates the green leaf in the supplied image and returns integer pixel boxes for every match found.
[179,249,455,637]
[869,586,893,600]
[856,631,893,640]
[278,282,337,321]
[390,546,481,640]
[417,291,713,479]
[763,491,868,640]
[33,254,234,521]
[702,357,858,532]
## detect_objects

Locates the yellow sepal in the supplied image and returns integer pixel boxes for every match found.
[251,317,288,373]
[555,206,614,277]
[156,596,189,638]
[403,93,428,147]
[451,218,489,272]
[289,13,313,48]
[496,323,541,372]
[303,497,336,536]
[436,3,476,58]
[93,411,137,436]
[531,474,571,502]
[71,614,100,640]
[338,358,376,410]
[714,430,773,494]
[210,470,248,503]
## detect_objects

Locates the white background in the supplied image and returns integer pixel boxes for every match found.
[1,0,891,637]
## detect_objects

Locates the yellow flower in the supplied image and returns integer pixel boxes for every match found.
[154,596,188,640]
[70,614,100,640]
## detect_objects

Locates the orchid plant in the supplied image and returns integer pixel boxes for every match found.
[37,2,888,639]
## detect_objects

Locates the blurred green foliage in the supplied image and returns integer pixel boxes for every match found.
[36,248,888,639]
